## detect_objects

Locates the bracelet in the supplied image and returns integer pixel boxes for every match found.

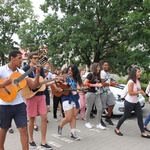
[86,83,91,87]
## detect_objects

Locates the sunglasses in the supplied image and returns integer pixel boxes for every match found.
[32,57,39,60]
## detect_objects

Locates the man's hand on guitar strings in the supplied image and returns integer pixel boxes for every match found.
[3,77,12,86]
[35,65,42,76]
[56,87,63,93]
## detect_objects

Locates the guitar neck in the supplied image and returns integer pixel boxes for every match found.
[39,78,56,85]
[63,88,88,92]
[17,56,47,83]
[63,89,77,91]
[17,67,35,82]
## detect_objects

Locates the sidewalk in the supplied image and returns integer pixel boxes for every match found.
[4,102,150,150]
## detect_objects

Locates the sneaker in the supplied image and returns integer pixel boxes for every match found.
[58,125,62,136]
[9,128,14,134]
[101,119,106,127]
[41,143,53,150]
[96,123,106,130]
[29,141,37,149]
[85,122,92,129]
[105,118,114,125]
[34,125,38,131]
[54,118,58,122]
[71,132,80,141]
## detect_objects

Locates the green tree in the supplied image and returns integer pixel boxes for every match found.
[0,0,33,65]
[18,19,44,52]
[18,0,150,76]
[125,0,150,75]
[40,0,149,74]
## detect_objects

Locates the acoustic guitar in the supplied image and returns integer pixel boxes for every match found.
[51,81,88,97]
[21,77,57,99]
[0,57,47,102]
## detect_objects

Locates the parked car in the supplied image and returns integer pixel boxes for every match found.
[110,84,145,115]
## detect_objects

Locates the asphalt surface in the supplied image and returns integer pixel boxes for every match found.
[4,101,150,150]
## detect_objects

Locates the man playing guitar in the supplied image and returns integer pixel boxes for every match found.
[22,52,53,149]
[0,50,41,150]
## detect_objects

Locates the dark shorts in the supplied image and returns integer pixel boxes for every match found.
[0,102,27,129]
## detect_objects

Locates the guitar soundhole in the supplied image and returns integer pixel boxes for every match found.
[13,79,20,86]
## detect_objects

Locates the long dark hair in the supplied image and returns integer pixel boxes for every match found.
[91,63,100,80]
[127,67,140,83]
[67,65,82,86]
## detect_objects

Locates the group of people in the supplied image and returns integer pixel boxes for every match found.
[0,50,150,150]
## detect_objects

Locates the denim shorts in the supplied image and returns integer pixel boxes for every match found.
[0,102,27,129]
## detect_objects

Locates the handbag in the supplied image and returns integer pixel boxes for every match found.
[145,85,150,96]
[121,85,127,99]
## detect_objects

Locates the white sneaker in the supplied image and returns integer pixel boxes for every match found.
[85,122,92,129]
[54,118,58,122]
[96,123,106,130]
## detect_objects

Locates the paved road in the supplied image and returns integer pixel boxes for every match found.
[4,102,150,150]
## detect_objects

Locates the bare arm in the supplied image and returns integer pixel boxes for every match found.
[101,78,116,86]
[84,78,102,88]
[26,66,41,89]
[0,77,12,88]
[128,82,140,96]
[101,78,109,87]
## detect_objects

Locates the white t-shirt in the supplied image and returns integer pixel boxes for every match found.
[0,64,25,105]
[100,70,112,93]
[46,72,56,80]
[126,79,140,103]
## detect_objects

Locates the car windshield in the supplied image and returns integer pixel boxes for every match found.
[115,84,125,90]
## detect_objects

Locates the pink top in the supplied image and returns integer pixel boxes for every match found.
[19,48,29,60]
[126,79,141,103]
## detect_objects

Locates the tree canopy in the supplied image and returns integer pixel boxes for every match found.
[1,0,150,78]
[0,0,34,64]
[38,0,149,75]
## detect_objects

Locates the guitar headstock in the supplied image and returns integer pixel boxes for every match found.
[38,56,48,66]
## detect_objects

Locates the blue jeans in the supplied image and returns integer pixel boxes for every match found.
[144,114,150,126]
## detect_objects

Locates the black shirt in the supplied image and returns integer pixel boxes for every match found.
[86,73,101,93]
